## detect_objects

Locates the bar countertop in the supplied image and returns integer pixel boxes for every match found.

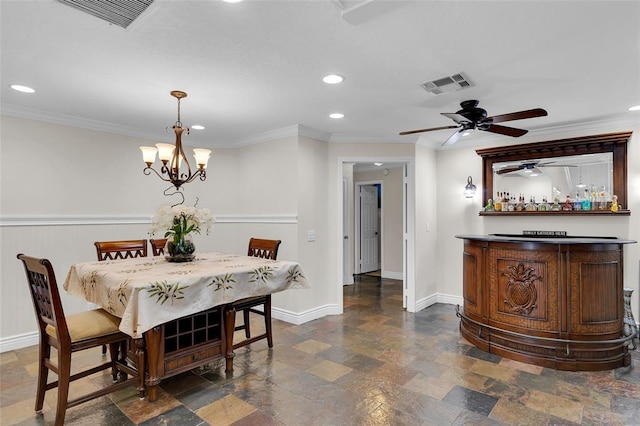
[455,234,637,245]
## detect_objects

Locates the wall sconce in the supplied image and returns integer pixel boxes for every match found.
[464,176,476,198]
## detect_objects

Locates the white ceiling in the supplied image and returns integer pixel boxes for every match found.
[2,0,639,150]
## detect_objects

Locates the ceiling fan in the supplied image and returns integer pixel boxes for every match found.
[495,160,576,175]
[399,100,548,146]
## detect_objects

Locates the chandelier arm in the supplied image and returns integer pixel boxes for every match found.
[144,166,173,183]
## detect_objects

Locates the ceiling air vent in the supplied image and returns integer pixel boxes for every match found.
[420,72,474,95]
[57,0,155,28]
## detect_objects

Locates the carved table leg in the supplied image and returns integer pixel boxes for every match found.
[224,305,236,372]
[132,338,146,399]
[144,326,162,402]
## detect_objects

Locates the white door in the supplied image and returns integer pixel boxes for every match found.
[360,185,380,273]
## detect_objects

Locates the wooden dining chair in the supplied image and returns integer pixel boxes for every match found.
[231,238,281,350]
[17,254,140,426]
[149,238,167,256]
[94,239,148,354]
[94,239,148,261]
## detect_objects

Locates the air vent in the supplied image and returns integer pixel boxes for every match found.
[420,72,474,95]
[57,0,154,28]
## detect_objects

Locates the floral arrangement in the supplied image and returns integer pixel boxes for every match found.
[149,205,215,252]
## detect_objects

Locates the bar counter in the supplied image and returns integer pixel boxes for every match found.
[455,234,636,371]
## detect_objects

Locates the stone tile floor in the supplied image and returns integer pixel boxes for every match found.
[1,275,639,425]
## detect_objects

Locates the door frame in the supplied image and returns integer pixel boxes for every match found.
[337,157,416,312]
[355,180,383,275]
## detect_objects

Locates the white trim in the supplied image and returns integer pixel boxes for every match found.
[414,293,464,312]
[216,215,298,224]
[0,214,298,227]
[270,304,343,325]
[0,215,151,227]
[0,331,38,353]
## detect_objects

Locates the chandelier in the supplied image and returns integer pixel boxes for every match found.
[140,91,211,190]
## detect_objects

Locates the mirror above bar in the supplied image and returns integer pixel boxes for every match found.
[476,132,631,216]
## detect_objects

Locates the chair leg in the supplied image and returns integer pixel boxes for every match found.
[265,295,273,348]
[35,341,50,412]
[243,309,251,338]
[55,350,72,426]
[108,343,119,382]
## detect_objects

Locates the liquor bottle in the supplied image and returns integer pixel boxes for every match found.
[599,185,607,210]
[538,196,550,212]
[515,194,525,212]
[581,189,591,211]
[563,195,572,211]
[591,185,598,210]
[494,192,502,212]
[573,192,582,211]
[551,197,562,211]
[525,196,537,211]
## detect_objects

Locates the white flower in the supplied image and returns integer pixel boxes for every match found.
[149,205,215,239]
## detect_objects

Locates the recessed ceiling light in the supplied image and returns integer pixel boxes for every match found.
[222,0,243,3]
[628,105,640,111]
[10,84,35,93]
[374,162,383,166]
[323,74,344,84]
[191,125,205,130]
[329,113,344,119]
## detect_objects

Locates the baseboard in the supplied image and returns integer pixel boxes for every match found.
[0,331,39,353]
[272,304,342,325]
[414,293,464,312]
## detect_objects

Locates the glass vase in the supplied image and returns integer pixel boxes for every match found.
[165,236,195,262]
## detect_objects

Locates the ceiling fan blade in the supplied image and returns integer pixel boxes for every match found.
[399,125,459,136]
[485,124,528,137]
[441,113,472,125]
[441,129,464,147]
[489,108,548,124]
[495,165,523,175]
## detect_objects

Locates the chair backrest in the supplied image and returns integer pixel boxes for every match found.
[17,254,70,344]
[149,238,167,256]
[247,238,281,260]
[94,240,147,261]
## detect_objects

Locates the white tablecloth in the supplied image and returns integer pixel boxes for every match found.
[64,252,310,338]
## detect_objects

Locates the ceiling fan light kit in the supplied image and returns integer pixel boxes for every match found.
[400,100,548,146]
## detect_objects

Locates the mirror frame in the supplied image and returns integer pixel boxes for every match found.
[476,131,631,215]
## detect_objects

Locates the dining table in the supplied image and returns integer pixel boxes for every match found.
[63,251,311,401]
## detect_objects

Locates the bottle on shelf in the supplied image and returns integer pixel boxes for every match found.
[515,194,525,212]
[581,189,591,211]
[599,185,607,210]
[550,197,562,211]
[563,195,572,211]
[591,185,598,210]
[573,192,582,211]
[494,192,502,212]
[525,196,537,212]
[538,196,550,212]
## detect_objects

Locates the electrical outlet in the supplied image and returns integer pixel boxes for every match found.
[307,230,316,242]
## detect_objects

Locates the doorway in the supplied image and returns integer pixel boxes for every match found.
[338,158,415,312]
